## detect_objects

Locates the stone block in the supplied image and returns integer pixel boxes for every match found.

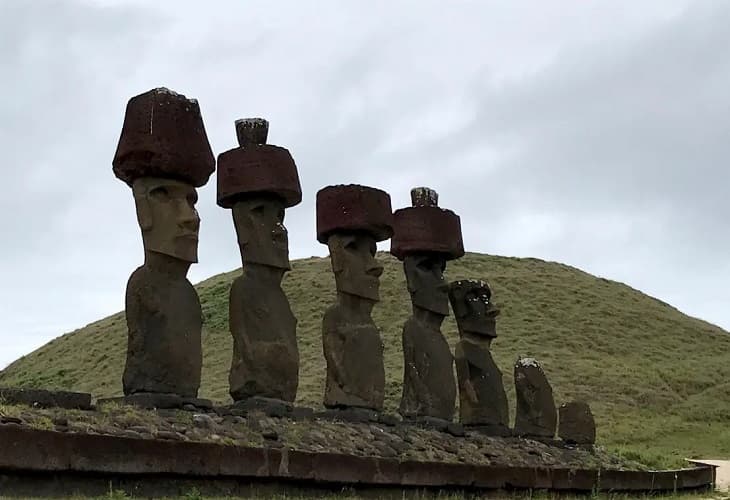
[0,387,92,410]
[316,184,393,243]
[112,87,215,187]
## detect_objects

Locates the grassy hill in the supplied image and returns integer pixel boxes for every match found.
[1,252,728,468]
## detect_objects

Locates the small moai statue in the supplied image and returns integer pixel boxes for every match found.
[391,187,464,421]
[513,357,558,438]
[217,118,302,403]
[112,87,215,401]
[316,184,394,411]
[449,279,510,436]
[558,401,596,445]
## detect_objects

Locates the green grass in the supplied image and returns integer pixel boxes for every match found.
[1,252,728,468]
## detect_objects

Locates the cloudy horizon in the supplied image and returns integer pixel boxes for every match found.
[1,0,728,368]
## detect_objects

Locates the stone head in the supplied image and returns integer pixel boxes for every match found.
[448,279,500,340]
[133,176,200,263]
[403,253,450,316]
[231,193,289,270]
[327,232,384,302]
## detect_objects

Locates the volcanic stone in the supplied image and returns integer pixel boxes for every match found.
[319,185,392,411]
[122,257,203,398]
[513,357,557,438]
[454,342,509,430]
[558,401,596,445]
[217,119,301,208]
[112,87,215,187]
[316,184,394,243]
[0,388,92,410]
[394,188,459,421]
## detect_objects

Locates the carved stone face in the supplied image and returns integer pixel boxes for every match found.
[403,254,449,316]
[232,194,289,269]
[449,281,500,338]
[133,177,200,263]
[328,232,383,302]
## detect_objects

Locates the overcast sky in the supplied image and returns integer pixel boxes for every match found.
[1,0,728,368]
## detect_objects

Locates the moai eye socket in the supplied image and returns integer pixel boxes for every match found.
[149,186,170,201]
[277,208,285,223]
[187,191,198,206]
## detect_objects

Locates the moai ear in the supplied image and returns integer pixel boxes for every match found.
[132,182,153,231]
[327,234,345,273]
[403,257,419,294]
[231,204,252,247]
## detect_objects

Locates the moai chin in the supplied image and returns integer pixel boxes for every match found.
[316,184,394,410]
[217,118,302,403]
[449,279,510,435]
[391,187,464,421]
[112,87,215,399]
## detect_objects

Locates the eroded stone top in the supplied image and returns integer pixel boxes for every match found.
[235,118,269,147]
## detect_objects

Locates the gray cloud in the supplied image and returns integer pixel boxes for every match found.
[1,0,726,367]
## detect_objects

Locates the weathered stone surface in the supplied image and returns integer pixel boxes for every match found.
[0,388,92,410]
[513,358,557,438]
[321,297,386,410]
[449,279,500,341]
[97,393,212,410]
[400,315,456,420]
[228,268,298,402]
[315,407,379,424]
[391,188,464,260]
[217,119,302,209]
[122,253,202,398]
[112,87,215,188]
[558,401,596,445]
[316,184,394,243]
[318,186,392,411]
[232,397,294,419]
[218,120,301,403]
[449,279,509,431]
[114,90,212,401]
[393,189,459,421]
[454,341,509,429]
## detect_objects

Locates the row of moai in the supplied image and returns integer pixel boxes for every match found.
[110,87,595,443]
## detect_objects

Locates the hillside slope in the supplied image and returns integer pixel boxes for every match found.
[1,252,728,467]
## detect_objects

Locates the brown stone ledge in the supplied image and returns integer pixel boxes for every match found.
[0,426,714,494]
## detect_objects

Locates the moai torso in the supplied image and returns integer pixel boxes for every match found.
[454,338,508,427]
[322,299,385,410]
[123,260,202,398]
[229,269,299,401]
[400,315,456,420]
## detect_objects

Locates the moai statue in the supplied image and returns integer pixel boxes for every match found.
[558,401,596,445]
[449,280,510,436]
[217,118,302,403]
[316,185,394,411]
[112,88,215,402]
[514,357,558,438]
[391,187,463,421]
